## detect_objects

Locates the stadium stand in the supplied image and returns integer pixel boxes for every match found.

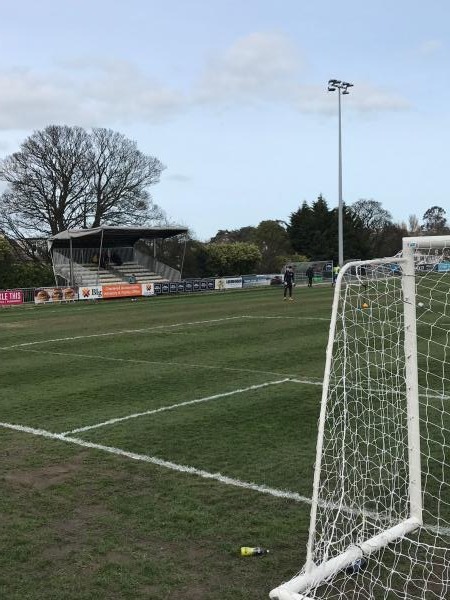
[48,226,187,287]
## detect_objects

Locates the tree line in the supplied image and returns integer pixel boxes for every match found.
[0,124,449,285]
[165,198,448,278]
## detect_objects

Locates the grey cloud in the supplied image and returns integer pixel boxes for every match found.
[291,83,410,114]
[0,35,410,133]
[0,68,86,129]
[194,33,409,115]
[417,40,444,57]
[164,173,192,183]
[196,32,303,104]
[0,62,185,131]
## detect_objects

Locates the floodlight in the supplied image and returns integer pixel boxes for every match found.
[325,78,354,267]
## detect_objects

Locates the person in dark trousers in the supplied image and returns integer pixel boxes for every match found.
[306,266,314,287]
[283,266,295,301]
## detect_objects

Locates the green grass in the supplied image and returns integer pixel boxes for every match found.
[0,286,333,599]
[2,279,450,600]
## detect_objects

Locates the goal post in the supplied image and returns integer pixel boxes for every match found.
[270,235,450,600]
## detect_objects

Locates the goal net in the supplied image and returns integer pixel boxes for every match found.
[287,261,334,285]
[270,236,450,600]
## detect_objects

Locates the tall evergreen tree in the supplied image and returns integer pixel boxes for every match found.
[287,200,314,258]
[288,195,370,262]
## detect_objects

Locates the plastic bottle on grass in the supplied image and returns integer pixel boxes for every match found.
[240,546,269,556]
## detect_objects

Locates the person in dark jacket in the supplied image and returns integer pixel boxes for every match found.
[283,266,295,301]
[306,266,314,288]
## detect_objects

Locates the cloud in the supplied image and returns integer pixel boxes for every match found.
[73,59,185,123]
[347,84,411,113]
[417,39,443,57]
[0,61,185,131]
[196,32,303,105]
[290,83,410,115]
[0,34,410,133]
[164,173,192,183]
[195,33,409,115]
[0,68,81,130]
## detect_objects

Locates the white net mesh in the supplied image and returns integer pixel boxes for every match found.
[272,238,450,600]
[288,261,334,285]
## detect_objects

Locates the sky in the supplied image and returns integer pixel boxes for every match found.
[0,1,449,240]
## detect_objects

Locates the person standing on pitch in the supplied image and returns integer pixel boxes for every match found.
[332,264,340,286]
[306,265,314,288]
[283,266,295,301]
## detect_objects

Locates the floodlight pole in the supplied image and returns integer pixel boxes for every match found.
[328,79,353,267]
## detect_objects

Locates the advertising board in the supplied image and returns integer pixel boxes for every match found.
[35,287,77,304]
[102,284,142,299]
[141,283,155,296]
[0,290,23,306]
[78,286,103,300]
[214,277,243,290]
[437,262,450,273]
[242,275,274,287]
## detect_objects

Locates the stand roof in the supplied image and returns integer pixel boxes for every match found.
[48,226,188,250]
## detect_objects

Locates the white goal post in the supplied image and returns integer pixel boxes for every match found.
[270,235,450,600]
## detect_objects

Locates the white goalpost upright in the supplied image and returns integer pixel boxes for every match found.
[270,235,450,600]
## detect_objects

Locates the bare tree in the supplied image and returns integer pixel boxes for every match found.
[350,199,392,232]
[0,126,93,243]
[408,214,420,235]
[88,128,165,227]
[0,125,166,253]
[349,199,395,256]
[421,206,449,235]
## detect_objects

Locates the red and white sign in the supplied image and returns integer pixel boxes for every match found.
[102,284,142,299]
[0,290,23,305]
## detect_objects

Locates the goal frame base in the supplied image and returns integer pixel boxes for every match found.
[269,517,421,600]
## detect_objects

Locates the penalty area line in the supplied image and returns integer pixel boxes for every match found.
[242,315,330,322]
[2,420,448,536]
[18,347,301,379]
[0,315,247,351]
[0,420,311,506]
[60,378,293,436]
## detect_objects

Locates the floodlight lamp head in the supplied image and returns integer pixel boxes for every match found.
[328,79,340,86]
[328,86,336,92]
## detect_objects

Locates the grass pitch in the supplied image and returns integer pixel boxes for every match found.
[0,286,333,600]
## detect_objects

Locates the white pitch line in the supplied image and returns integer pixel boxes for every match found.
[0,313,331,352]
[60,378,292,436]
[242,315,330,322]
[31,343,447,398]
[0,420,311,504]
[9,336,448,401]
[0,315,247,351]
[18,348,300,379]
[2,419,448,536]
[289,377,323,386]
